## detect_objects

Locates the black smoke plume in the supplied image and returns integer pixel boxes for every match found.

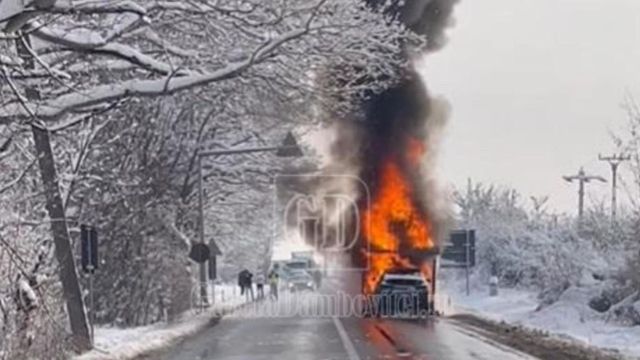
[290,0,458,265]
[367,0,458,51]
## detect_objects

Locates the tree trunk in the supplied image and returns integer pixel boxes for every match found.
[31,126,92,351]
[14,30,91,351]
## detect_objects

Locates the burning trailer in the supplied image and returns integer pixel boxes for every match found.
[357,75,443,314]
[289,0,458,304]
[351,0,456,298]
[359,133,439,296]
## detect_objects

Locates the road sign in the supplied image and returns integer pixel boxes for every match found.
[209,239,222,256]
[189,243,210,263]
[441,230,475,268]
[441,229,476,296]
[208,239,222,280]
[276,132,303,157]
[80,224,98,343]
[208,256,217,280]
[81,225,98,273]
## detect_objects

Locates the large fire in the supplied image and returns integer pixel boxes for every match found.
[361,138,436,294]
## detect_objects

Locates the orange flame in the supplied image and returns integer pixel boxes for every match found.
[361,138,435,294]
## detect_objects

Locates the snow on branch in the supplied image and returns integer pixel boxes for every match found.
[0,54,22,67]
[0,26,310,122]
[28,23,182,75]
[140,29,198,58]
[48,1,146,17]
[0,60,246,121]
[17,278,38,311]
[0,0,414,129]
[87,43,185,75]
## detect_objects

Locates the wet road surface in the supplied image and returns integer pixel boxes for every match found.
[159,291,538,360]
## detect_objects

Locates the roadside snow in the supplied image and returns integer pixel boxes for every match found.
[441,276,640,359]
[74,284,245,360]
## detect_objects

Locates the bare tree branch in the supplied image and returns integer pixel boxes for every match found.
[0,159,36,194]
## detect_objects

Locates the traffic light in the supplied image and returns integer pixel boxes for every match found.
[81,225,98,273]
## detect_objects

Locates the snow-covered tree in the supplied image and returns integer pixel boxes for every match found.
[454,180,599,291]
[0,0,415,125]
[1,0,420,355]
[601,97,640,324]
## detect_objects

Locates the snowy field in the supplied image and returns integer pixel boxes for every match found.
[442,276,640,359]
[74,284,246,360]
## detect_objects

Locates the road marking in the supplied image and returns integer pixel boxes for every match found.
[332,317,361,360]
[374,324,412,357]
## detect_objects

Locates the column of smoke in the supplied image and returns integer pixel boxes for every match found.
[296,0,457,269]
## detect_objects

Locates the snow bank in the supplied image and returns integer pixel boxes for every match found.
[74,284,245,360]
[443,278,640,359]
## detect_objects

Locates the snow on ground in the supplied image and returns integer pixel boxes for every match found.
[74,283,246,360]
[441,275,640,359]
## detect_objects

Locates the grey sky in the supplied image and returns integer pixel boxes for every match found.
[420,0,640,213]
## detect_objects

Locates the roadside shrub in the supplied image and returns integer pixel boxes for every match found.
[456,182,604,294]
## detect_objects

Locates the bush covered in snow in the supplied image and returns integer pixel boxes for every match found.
[454,180,640,327]
[455,182,597,290]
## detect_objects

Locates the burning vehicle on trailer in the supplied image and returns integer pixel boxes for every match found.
[365,248,439,318]
[371,268,430,318]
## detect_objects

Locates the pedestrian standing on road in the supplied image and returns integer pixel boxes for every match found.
[238,270,245,296]
[247,272,256,301]
[312,269,322,289]
[239,269,252,297]
[256,272,265,300]
[246,271,255,301]
[268,266,279,300]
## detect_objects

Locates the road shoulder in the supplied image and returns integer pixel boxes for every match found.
[448,313,629,360]
[73,300,248,360]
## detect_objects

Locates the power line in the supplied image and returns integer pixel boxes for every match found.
[563,167,606,223]
[599,153,630,221]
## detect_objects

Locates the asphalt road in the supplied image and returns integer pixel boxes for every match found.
[159,308,536,360]
[159,287,538,360]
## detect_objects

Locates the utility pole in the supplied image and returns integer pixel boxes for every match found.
[563,168,606,224]
[195,133,302,306]
[14,31,92,351]
[599,154,630,221]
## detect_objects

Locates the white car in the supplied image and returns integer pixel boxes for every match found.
[286,269,315,292]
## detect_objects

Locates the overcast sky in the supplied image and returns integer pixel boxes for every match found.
[419,0,640,214]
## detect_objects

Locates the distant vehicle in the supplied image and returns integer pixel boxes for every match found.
[370,268,431,318]
[285,253,323,288]
[285,259,311,271]
[291,251,314,260]
[273,263,293,283]
[285,269,315,292]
